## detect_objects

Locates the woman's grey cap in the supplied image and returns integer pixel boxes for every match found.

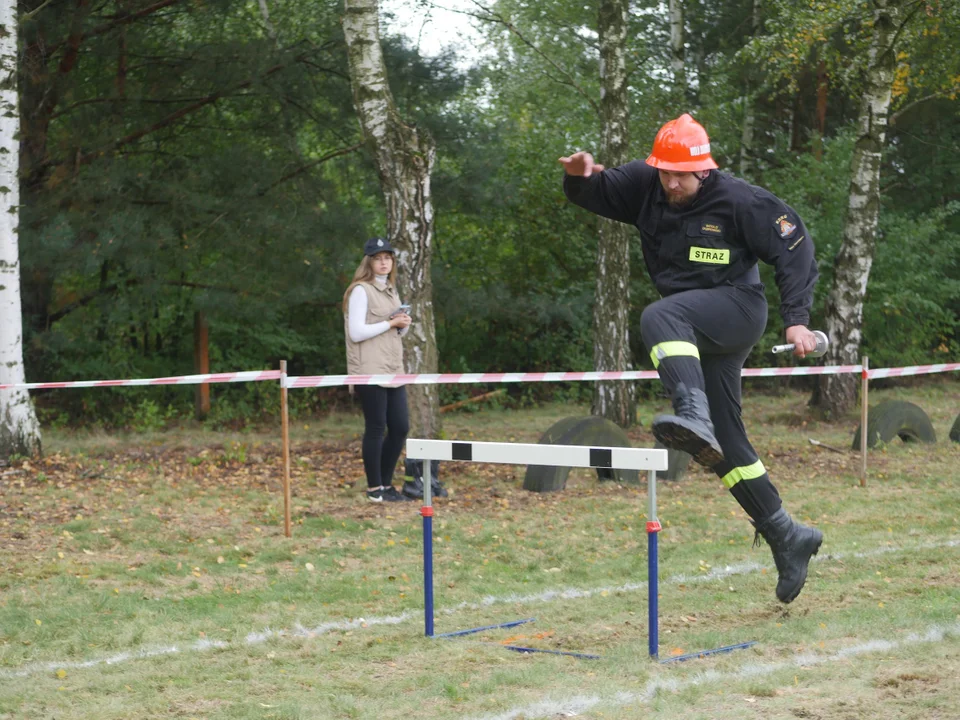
[364,237,396,256]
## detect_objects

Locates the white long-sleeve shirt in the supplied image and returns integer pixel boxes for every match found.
[348,276,409,343]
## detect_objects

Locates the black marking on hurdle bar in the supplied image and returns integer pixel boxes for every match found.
[451,442,473,461]
[589,447,613,468]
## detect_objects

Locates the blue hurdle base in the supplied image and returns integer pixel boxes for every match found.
[434,618,602,660]
[503,645,601,660]
[431,617,536,639]
[659,640,758,664]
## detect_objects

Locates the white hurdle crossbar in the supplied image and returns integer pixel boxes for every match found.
[407,439,666,472]
[406,439,668,657]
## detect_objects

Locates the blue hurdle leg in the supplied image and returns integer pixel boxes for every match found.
[422,459,434,637]
[647,468,661,659]
[423,508,433,637]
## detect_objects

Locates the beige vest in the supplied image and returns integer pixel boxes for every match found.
[344,281,404,375]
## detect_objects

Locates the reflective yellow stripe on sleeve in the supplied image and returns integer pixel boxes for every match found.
[721,460,766,489]
[649,341,700,369]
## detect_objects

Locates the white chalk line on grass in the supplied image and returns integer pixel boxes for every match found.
[0,639,229,679]
[0,614,416,679]
[441,536,960,614]
[469,622,960,720]
[1,537,956,680]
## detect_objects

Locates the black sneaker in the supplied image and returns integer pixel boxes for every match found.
[402,476,448,500]
[381,485,413,502]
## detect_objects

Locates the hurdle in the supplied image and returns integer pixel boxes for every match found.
[407,439,669,657]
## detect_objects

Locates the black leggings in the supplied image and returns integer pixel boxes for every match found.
[356,385,410,489]
[640,284,782,522]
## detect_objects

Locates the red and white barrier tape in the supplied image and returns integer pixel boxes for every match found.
[741,365,862,378]
[1,363,956,392]
[0,370,282,391]
[288,370,658,388]
[286,365,866,388]
[867,363,960,379]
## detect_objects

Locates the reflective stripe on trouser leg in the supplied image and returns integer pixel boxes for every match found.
[649,341,700,369]
[721,459,766,489]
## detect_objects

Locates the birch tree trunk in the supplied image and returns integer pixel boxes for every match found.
[342,0,439,439]
[0,0,42,457]
[592,0,635,428]
[668,0,686,97]
[815,0,901,416]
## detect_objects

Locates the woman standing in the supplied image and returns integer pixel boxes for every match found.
[343,237,413,502]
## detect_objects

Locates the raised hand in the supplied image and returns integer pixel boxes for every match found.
[559,151,605,177]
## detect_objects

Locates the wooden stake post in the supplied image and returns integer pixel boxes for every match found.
[280,360,292,537]
[193,311,210,420]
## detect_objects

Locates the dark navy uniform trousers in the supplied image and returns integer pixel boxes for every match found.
[640,282,782,522]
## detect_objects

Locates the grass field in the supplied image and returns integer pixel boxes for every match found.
[1,381,959,719]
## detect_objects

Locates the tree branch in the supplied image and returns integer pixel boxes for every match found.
[48,278,248,325]
[50,94,255,120]
[883,1,923,65]
[446,0,599,115]
[257,0,278,42]
[256,142,364,196]
[39,56,302,177]
[890,90,955,126]
[299,58,351,81]
[21,0,56,23]
[39,0,183,57]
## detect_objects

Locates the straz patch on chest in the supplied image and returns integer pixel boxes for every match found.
[775,214,798,238]
[688,246,730,265]
[700,222,723,235]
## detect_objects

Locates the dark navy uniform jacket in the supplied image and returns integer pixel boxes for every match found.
[563,160,818,328]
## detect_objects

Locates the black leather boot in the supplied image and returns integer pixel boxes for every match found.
[753,508,823,603]
[651,382,724,468]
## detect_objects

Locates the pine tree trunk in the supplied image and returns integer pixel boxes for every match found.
[739,96,755,179]
[814,58,828,161]
[593,0,635,428]
[0,0,42,457]
[816,0,900,417]
[738,0,761,179]
[342,0,440,439]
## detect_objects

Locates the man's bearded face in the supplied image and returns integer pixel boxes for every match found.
[658,170,707,208]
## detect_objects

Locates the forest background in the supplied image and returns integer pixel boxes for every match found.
[14,0,960,431]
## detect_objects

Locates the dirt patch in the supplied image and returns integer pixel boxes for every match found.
[876,671,942,697]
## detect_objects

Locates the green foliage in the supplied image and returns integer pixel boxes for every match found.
[16,0,960,428]
[864,203,960,366]
[125,399,178,433]
[756,129,856,354]
[219,441,249,464]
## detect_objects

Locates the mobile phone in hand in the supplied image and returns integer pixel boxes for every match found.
[392,304,411,317]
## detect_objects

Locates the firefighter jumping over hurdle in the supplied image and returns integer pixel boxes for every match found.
[561,113,823,603]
